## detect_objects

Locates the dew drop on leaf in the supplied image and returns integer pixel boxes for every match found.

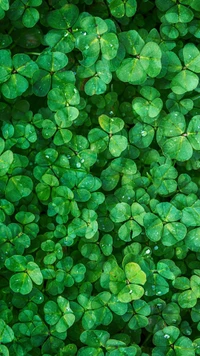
[141,130,147,137]
[164,334,170,339]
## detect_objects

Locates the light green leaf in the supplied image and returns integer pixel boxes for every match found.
[99,114,124,134]
[10,272,33,295]
[140,42,162,77]
[185,228,200,252]
[100,33,119,60]
[0,320,14,344]
[162,136,193,161]
[171,70,199,94]
[5,175,33,202]
[0,150,13,176]
[116,58,146,85]
[1,74,29,99]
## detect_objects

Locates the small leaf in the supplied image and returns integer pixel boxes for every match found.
[47,4,79,29]
[99,114,124,134]
[10,273,33,295]
[162,136,193,161]
[5,175,33,202]
[171,70,199,94]
[0,319,14,343]
[1,74,29,99]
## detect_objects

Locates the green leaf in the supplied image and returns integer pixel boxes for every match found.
[183,43,200,73]
[0,0,9,11]
[100,33,119,60]
[32,69,51,97]
[44,30,75,53]
[37,51,68,72]
[13,53,38,78]
[0,50,12,84]
[109,135,128,157]
[185,228,200,252]
[118,220,142,241]
[165,4,194,23]
[10,272,33,295]
[116,58,146,84]
[162,222,187,246]
[140,42,162,77]
[110,202,131,223]
[129,123,154,148]
[44,301,61,326]
[5,175,33,202]
[118,284,144,302]
[125,262,146,285]
[178,290,197,308]
[187,115,200,150]
[0,319,14,343]
[171,70,199,94]
[5,255,27,272]
[47,4,79,29]
[53,129,72,146]
[0,150,13,176]
[1,74,29,99]
[153,326,180,346]
[159,112,186,136]
[157,259,181,280]
[99,114,124,134]
[156,202,182,222]
[174,336,195,356]
[84,77,107,96]
[22,7,39,28]
[143,213,163,242]
[162,136,193,161]
[27,261,43,285]
[76,34,100,67]
[119,30,145,56]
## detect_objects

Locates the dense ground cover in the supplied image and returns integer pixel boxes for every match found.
[1,0,200,354]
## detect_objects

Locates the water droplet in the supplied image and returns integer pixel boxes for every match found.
[164,334,170,339]
[64,32,69,37]
[141,130,147,137]
[76,162,81,168]
[45,155,50,158]
[85,45,89,50]
[110,44,113,47]
[110,111,114,115]
[185,329,191,335]
[129,290,132,294]
[154,245,159,250]
[81,159,85,163]
[156,291,162,295]
[145,248,151,254]
[83,32,87,36]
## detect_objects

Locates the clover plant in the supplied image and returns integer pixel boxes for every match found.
[1,0,200,355]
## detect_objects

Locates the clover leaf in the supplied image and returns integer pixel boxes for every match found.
[1,1,200,354]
